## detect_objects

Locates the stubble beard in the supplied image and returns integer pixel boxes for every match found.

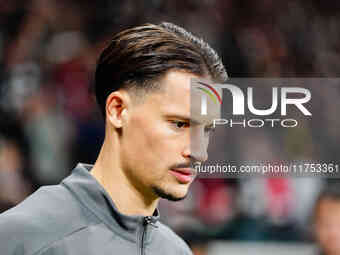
[152,185,187,201]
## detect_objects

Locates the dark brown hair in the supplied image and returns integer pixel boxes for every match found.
[94,22,228,117]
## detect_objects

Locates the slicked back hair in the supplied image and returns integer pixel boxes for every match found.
[94,22,228,118]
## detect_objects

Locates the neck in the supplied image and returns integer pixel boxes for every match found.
[90,137,159,216]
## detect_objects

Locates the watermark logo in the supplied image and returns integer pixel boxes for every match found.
[195,81,222,115]
[191,78,340,178]
[193,80,312,128]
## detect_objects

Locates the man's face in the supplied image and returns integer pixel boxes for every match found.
[315,198,340,255]
[119,70,220,201]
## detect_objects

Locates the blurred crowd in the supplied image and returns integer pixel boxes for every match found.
[1,0,340,254]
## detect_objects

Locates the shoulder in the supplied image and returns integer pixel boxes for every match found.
[156,222,193,255]
[0,185,89,255]
[0,206,46,255]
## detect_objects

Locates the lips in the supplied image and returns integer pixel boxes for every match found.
[172,167,195,175]
[169,168,196,184]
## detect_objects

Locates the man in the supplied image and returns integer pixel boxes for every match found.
[314,181,340,255]
[0,22,227,254]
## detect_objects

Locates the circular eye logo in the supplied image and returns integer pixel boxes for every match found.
[195,81,222,105]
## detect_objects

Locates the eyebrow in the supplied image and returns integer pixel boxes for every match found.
[165,114,212,126]
[165,114,191,121]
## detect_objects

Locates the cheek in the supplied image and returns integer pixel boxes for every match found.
[140,127,178,169]
[122,117,176,175]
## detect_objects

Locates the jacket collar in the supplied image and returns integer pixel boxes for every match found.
[62,163,160,242]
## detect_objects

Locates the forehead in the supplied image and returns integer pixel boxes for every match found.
[140,70,194,112]
[161,70,193,104]
[149,70,221,123]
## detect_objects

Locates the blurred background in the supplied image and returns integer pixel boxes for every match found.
[1,0,340,254]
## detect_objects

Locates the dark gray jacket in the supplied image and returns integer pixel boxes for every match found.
[0,164,193,255]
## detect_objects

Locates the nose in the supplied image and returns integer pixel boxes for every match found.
[182,128,208,163]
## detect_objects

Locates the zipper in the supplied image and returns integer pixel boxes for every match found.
[140,216,158,255]
[144,216,158,228]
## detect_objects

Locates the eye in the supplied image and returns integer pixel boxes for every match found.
[171,121,189,129]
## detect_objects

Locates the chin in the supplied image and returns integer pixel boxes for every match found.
[152,185,188,201]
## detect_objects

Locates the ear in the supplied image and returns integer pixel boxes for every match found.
[106,91,130,128]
